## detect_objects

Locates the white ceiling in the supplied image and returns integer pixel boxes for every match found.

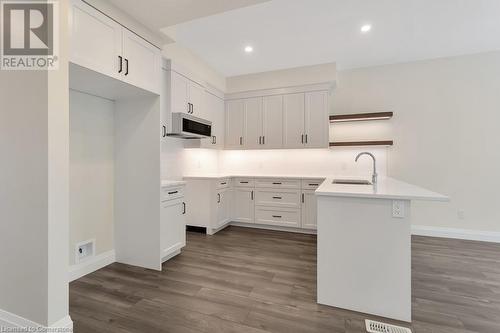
[107,0,269,30]
[170,0,500,77]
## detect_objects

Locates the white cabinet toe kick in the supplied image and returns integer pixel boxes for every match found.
[184,176,325,234]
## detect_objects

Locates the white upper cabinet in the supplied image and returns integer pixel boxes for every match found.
[304,91,329,148]
[244,97,264,149]
[122,29,161,95]
[283,93,306,149]
[201,91,225,149]
[225,100,245,149]
[169,70,205,116]
[170,71,190,114]
[70,0,161,94]
[70,0,122,79]
[262,95,284,149]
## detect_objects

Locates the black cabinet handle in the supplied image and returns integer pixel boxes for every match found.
[162,125,167,138]
[272,196,282,199]
[251,190,254,200]
[305,134,308,144]
[217,193,221,203]
[220,182,227,185]
[240,181,249,184]
[214,136,217,144]
[182,202,186,215]
[124,58,129,76]
[302,193,305,203]
[118,55,123,73]
[272,182,282,185]
[301,134,304,144]
[168,191,178,195]
[309,183,319,186]
[191,103,194,114]
[272,215,282,218]
[240,137,243,145]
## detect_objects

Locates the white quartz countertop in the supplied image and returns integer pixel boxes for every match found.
[316,177,448,201]
[161,180,187,188]
[183,174,328,180]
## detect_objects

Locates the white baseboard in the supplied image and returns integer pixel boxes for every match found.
[68,249,115,282]
[412,225,500,243]
[0,309,72,332]
[230,222,317,235]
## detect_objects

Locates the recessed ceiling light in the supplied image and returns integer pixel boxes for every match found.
[360,24,372,33]
[244,45,253,53]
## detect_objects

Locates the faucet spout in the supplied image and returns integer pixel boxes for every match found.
[355,152,377,185]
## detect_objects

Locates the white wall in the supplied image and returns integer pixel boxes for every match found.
[333,51,500,233]
[69,90,115,265]
[226,62,336,93]
[0,0,70,327]
[162,43,227,92]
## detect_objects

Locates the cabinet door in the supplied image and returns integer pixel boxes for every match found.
[122,29,161,94]
[283,93,305,148]
[244,97,263,149]
[170,71,190,114]
[216,189,230,228]
[305,91,329,148]
[262,95,283,149]
[70,0,122,79]
[160,199,186,260]
[233,189,255,223]
[225,100,245,149]
[188,82,205,117]
[201,92,225,149]
[301,190,317,229]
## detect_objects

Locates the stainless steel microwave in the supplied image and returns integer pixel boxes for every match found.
[168,112,212,139]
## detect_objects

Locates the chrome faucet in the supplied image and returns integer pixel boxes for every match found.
[355,152,377,185]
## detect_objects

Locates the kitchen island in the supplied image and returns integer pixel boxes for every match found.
[315,177,448,322]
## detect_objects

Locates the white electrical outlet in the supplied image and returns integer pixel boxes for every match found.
[75,239,95,264]
[392,200,405,218]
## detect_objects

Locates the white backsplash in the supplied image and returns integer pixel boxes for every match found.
[178,147,387,178]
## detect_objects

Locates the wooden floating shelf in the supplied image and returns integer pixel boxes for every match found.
[329,112,393,122]
[329,140,394,147]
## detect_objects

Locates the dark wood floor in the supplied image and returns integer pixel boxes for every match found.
[70,226,500,333]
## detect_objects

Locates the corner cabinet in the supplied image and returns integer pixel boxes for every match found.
[70,0,161,94]
[225,88,330,150]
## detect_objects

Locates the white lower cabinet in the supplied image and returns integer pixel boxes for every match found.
[216,187,231,228]
[233,188,255,223]
[255,206,301,228]
[301,190,317,230]
[185,177,324,234]
[160,186,186,262]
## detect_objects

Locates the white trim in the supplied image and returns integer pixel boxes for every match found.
[224,82,333,100]
[411,225,500,243]
[68,249,116,282]
[230,222,317,235]
[0,309,73,332]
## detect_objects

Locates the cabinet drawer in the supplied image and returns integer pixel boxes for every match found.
[161,186,184,202]
[255,178,300,189]
[216,178,231,189]
[255,189,300,208]
[301,178,325,190]
[255,207,300,228]
[233,178,255,188]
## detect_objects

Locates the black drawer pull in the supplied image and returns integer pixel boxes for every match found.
[272,196,282,199]
[309,183,319,186]
[272,182,282,185]
[272,215,282,218]
[168,191,178,195]
[220,182,227,185]
[240,181,249,184]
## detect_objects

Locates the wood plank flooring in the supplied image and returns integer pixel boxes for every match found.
[70,226,500,333]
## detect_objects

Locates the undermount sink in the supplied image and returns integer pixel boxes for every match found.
[332,179,373,185]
